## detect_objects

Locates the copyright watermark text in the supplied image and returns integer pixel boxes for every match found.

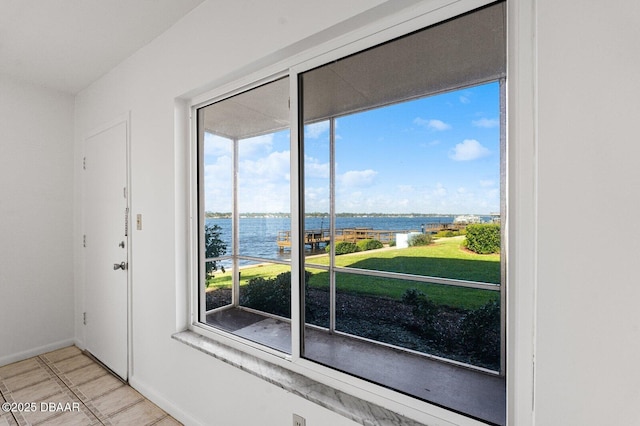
[2,402,81,413]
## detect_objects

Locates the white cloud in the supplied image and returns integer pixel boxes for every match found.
[304,155,330,179]
[480,179,496,187]
[472,118,499,128]
[414,118,451,131]
[449,139,490,161]
[432,182,447,197]
[204,133,233,156]
[305,121,330,139]
[204,158,233,211]
[304,186,330,212]
[239,134,273,157]
[459,95,471,104]
[239,182,290,212]
[237,150,291,212]
[338,169,377,187]
[239,150,290,182]
[421,139,441,148]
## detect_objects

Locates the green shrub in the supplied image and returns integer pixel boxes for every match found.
[408,233,432,247]
[240,270,312,318]
[465,223,500,254]
[403,288,501,369]
[326,241,359,255]
[438,230,455,238]
[356,239,383,251]
[402,289,440,339]
[459,299,501,366]
[434,229,465,238]
[204,223,227,277]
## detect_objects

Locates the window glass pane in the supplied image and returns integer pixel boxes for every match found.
[302,273,502,405]
[204,258,231,310]
[204,261,292,353]
[300,4,505,123]
[299,3,505,424]
[332,272,500,369]
[236,261,292,353]
[198,76,291,354]
[304,267,330,328]
[303,121,331,261]
[202,134,233,257]
[332,83,501,282]
[238,129,291,261]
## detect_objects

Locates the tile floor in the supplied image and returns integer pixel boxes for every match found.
[0,346,181,426]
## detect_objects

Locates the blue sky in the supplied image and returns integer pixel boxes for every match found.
[204,81,501,215]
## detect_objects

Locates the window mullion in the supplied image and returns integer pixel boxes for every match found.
[197,110,206,322]
[329,117,337,333]
[499,77,507,377]
[232,137,239,307]
[291,74,302,360]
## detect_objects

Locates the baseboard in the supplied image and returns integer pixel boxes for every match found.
[73,338,85,351]
[129,375,202,426]
[0,338,76,367]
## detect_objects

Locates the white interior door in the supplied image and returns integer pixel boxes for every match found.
[83,119,129,380]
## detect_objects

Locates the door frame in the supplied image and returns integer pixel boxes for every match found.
[81,112,132,381]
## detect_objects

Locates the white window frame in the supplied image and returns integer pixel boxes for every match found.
[182,1,535,424]
[193,73,293,359]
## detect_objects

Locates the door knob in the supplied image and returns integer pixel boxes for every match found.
[113,262,127,270]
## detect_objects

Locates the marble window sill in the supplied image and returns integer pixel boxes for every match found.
[172,330,427,426]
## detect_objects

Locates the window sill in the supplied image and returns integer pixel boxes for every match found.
[172,329,429,426]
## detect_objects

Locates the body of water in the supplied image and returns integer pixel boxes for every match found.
[205,215,493,266]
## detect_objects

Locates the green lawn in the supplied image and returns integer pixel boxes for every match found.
[206,262,291,288]
[207,236,501,310]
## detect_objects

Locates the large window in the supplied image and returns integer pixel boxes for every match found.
[195,2,505,424]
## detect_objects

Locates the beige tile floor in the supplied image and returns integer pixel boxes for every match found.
[0,346,181,426]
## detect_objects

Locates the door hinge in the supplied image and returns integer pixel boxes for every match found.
[123,187,127,198]
[83,312,87,325]
[83,234,87,248]
[83,157,86,170]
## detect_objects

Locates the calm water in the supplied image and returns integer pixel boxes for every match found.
[205,216,492,266]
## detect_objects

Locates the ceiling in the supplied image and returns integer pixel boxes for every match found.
[201,2,505,140]
[0,0,206,94]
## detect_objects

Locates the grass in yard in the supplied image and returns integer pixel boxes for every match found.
[207,236,501,310]
[331,273,497,310]
[305,236,499,309]
[308,236,499,282]
[206,263,291,289]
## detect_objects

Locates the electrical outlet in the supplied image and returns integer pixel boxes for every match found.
[293,414,306,426]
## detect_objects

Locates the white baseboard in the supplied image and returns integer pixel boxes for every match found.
[0,338,76,367]
[129,376,202,426]
[73,338,86,351]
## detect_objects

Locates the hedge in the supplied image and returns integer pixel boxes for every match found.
[464,223,500,254]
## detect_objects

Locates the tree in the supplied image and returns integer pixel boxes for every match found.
[204,224,227,276]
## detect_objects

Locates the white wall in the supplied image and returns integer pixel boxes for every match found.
[534,1,640,425]
[0,75,75,364]
[73,1,386,425]
[70,0,640,425]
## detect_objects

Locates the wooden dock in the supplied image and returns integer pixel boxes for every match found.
[277,223,466,250]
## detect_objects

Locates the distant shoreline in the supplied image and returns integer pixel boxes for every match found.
[204,213,491,219]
